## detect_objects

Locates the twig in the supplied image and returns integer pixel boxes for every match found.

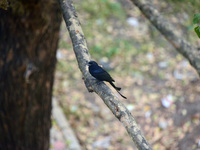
[129,0,200,76]
[58,0,152,149]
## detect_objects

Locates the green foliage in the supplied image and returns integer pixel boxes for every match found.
[164,0,200,41]
[192,13,200,24]
[194,26,200,38]
[74,0,131,59]
[166,0,200,9]
[90,38,138,59]
[192,13,200,38]
[78,0,126,20]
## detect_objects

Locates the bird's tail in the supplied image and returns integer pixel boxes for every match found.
[109,82,121,91]
[116,90,127,99]
[109,82,127,99]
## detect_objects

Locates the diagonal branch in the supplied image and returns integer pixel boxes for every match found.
[129,0,200,76]
[58,0,152,149]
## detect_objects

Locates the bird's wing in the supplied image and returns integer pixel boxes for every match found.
[93,67,114,82]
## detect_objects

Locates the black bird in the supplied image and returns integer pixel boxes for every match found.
[88,61,127,99]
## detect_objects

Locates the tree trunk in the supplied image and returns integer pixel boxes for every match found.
[0,1,61,149]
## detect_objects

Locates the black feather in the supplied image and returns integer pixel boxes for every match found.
[88,61,127,99]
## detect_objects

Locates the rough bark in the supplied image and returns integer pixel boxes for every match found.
[129,0,200,76]
[58,0,151,149]
[0,0,61,149]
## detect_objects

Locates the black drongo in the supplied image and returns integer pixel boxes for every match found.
[88,61,127,99]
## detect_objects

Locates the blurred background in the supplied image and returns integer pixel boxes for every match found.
[52,0,200,149]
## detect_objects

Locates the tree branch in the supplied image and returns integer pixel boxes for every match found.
[129,0,200,76]
[58,0,152,149]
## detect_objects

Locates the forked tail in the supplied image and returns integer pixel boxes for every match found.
[109,82,127,99]
[109,82,121,91]
[116,90,127,99]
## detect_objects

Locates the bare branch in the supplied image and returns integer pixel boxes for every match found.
[129,0,200,76]
[58,0,152,149]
